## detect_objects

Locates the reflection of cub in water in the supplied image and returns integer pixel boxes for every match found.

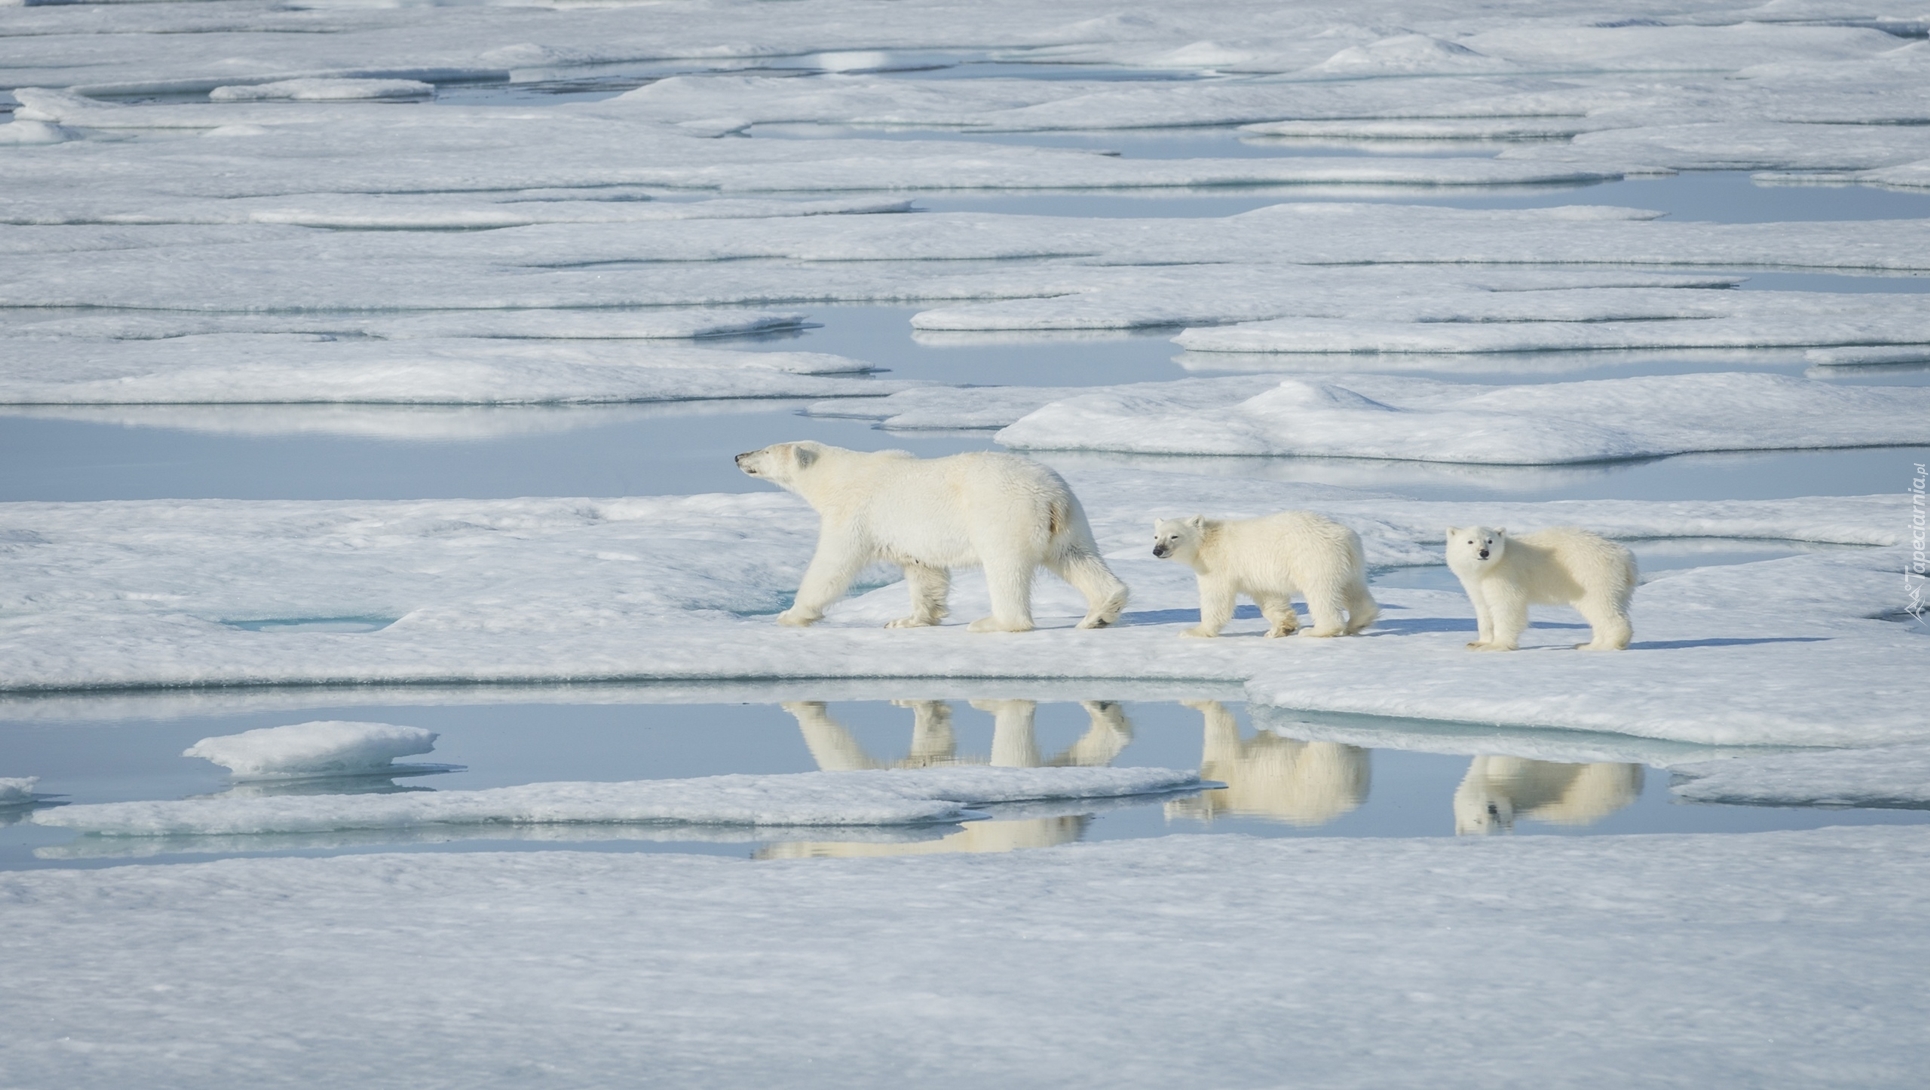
[1165,700,1369,827]
[1453,756,1644,835]
[766,699,1134,858]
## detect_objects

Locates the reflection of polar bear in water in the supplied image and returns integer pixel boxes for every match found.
[1164,701,1370,826]
[1152,512,1377,638]
[1453,756,1645,835]
[1446,526,1636,651]
[764,699,1136,858]
[737,442,1128,632]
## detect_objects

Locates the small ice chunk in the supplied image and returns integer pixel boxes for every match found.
[184,721,439,780]
[0,776,39,805]
[209,79,434,103]
[0,120,73,145]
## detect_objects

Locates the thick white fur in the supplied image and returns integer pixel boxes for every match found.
[737,442,1128,632]
[1453,756,1645,835]
[1152,511,1378,638]
[1445,525,1636,651]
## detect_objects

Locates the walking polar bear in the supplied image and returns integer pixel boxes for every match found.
[1445,526,1636,651]
[1152,511,1378,638]
[736,442,1128,632]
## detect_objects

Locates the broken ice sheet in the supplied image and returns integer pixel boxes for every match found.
[1672,744,1930,809]
[34,766,1205,836]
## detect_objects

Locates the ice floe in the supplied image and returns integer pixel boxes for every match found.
[35,766,1204,837]
[209,78,434,103]
[183,721,442,780]
[992,373,1930,463]
[0,471,1916,748]
[4,827,1928,1086]
[0,337,894,405]
[1673,745,1930,809]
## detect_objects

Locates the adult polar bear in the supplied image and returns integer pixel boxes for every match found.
[736,442,1128,632]
[1445,526,1636,651]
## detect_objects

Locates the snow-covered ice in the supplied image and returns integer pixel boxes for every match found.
[0,776,36,806]
[182,721,441,780]
[0,472,1916,748]
[1673,745,1930,809]
[4,827,1928,1088]
[0,337,895,405]
[36,766,1204,837]
[992,373,1930,463]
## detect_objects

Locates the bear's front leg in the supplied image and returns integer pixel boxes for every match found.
[1479,585,1528,651]
[1184,578,1236,638]
[886,563,951,628]
[968,554,1036,632]
[1458,578,1495,649]
[781,531,867,627]
[1258,593,1300,638]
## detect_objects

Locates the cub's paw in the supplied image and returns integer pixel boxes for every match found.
[968,616,1033,633]
[1181,627,1217,639]
[885,616,938,629]
[776,609,819,628]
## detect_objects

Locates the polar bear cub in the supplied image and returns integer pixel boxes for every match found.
[737,442,1128,633]
[1445,526,1636,651]
[1152,512,1378,638]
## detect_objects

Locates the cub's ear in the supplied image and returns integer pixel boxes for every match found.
[1186,514,1204,528]
[792,444,819,469]
[1445,526,1459,536]
[1494,527,1506,537]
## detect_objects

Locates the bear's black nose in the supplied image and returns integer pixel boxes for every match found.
[1152,545,1167,557]
[1478,549,1489,560]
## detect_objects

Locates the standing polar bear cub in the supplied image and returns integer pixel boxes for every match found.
[1152,512,1378,638]
[1445,526,1636,651]
[737,442,1128,632]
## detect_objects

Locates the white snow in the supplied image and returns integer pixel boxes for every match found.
[1673,745,1930,808]
[993,373,1930,463]
[209,78,434,103]
[0,776,36,805]
[4,827,1929,1087]
[36,766,1204,837]
[182,721,440,780]
[0,337,896,405]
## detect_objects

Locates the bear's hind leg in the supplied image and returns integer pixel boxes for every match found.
[1049,549,1129,630]
[969,555,1036,633]
[1574,594,1632,650]
[887,563,950,628]
[1344,578,1380,635]
[1300,578,1350,638]
[1259,593,1300,638]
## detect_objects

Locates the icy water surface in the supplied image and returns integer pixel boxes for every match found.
[5,696,1924,870]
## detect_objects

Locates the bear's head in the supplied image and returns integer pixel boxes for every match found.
[735,441,826,492]
[1151,515,1206,562]
[1445,526,1507,571]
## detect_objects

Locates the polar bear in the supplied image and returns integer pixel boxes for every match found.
[737,442,1128,632]
[1453,756,1644,835]
[1152,512,1377,638]
[1445,526,1636,651]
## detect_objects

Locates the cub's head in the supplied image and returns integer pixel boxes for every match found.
[1152,516,1205,562]
[1446,526,1507,569]
[1453,786,1516,836]
[735,442,826,491]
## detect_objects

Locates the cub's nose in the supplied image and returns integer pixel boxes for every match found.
[1477,548,1490,560]
[734,452,750,465]
[1152,544,1168,557]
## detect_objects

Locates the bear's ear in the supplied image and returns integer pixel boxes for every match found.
[1445,526,1459,536]
[1494,526,1506,537]
[1186,514,1204,528]
[791,444,819,470]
